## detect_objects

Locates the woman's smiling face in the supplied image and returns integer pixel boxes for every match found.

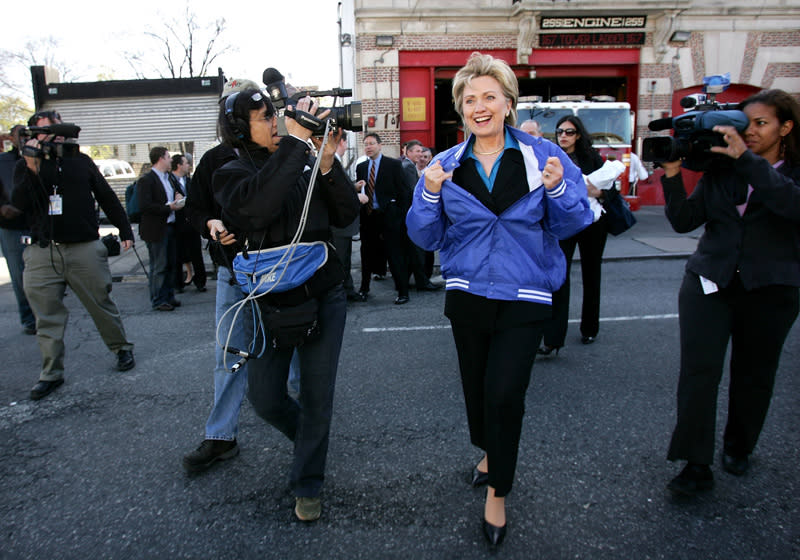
[461,75,511,141]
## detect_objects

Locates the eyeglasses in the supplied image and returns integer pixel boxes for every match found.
[250,113,275,123]
[556,128,577,136]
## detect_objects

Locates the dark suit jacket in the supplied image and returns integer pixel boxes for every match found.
[137,170,172,243]
[662,152,800,291]
[401,157,419,191]
[356,155,410,231]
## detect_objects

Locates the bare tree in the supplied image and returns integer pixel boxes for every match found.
[0,36,78,92]
[124,5,233,79]
[0,36,74,128]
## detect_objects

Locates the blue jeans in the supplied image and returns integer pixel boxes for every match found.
[247,285,347,497]
[146,226,176,307]
[0,227,35,329]
[205,266,253,440]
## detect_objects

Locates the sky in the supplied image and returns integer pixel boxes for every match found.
[3,0,343,100]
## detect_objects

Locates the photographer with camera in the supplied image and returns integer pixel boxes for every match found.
[11,110,136,401]
[662,89,800,496]
[213,87,359,521]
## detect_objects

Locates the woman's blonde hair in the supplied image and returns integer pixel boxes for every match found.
[452,52,519,127]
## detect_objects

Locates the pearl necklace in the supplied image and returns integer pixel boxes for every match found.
[473,146,503,156]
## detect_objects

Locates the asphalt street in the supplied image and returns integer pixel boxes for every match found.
[1,211,798,558]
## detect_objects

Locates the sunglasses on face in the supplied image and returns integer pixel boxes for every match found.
[556,128,577,136]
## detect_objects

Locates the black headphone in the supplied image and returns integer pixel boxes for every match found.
[224,92,248,140]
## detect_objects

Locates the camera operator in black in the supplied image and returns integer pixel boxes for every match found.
[213,88,359,521]
[11,110,136,401]
[662,89,800,496]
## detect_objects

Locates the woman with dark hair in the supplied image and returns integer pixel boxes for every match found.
[663,89,800,495]
[212,88,360,520]
[539,115,607,355]
[407,52,592,545]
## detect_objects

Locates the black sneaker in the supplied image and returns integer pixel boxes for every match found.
[183,439,239,473]
[30,379,64,400]
[667,463,714,496]
[116,350,135,371]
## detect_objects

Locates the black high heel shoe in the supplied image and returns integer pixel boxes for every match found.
[537,344,561,356]
[482,518,507,546]
[471,466,489,487]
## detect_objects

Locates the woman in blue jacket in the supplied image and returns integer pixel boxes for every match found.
[406,52,592,546]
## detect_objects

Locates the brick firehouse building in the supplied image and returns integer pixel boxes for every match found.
[343,0,799,205]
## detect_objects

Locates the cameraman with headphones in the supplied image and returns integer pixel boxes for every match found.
[11,110,136,401]
[213,88,359,522]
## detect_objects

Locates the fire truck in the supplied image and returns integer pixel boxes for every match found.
[516,95,634,196]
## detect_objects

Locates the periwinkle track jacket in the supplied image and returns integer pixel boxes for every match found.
[406,126,593,304]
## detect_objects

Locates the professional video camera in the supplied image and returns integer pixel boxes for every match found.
[19,123,81,159]
[642,74,748,171]
[262,67,363,136]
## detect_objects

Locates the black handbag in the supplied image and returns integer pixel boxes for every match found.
[262,297,321,349]
[101,233,121,256]
[602,189,637,236]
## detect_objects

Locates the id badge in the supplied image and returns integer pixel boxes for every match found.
[49,194,63,216]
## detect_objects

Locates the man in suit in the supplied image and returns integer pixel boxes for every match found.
[169,153,206,293]
[402,139,423,190]
[356,133,414,304]
[138,146,184,311]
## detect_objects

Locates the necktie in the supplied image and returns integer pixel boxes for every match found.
[367,161,376,214]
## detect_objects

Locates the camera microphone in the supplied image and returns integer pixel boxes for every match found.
[28,123,81,138]
[262,67,288,106]
[648,118,675,132]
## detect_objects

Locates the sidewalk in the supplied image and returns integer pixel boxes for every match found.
[0,206,699,285]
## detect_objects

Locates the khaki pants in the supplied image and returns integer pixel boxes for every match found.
[23,240,133,382]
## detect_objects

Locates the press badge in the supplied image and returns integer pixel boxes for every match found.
[48,194,63,215]
[699,275,718,295]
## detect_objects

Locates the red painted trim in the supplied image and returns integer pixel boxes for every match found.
[530,49,640,65]
[400,50,517,67]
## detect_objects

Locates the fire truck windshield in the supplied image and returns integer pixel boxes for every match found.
[577,107,632,146]
[517,106,632,147]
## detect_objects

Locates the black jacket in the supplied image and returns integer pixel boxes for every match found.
[214,136,359,246]
[213,136,360,300]
[12,152,133,244]
[661,151,800,290]
[355,155,410,231]
[0,149,27,230]
[186,143,238,240]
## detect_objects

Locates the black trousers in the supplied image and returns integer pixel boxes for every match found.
[332,232,355,294]
[450,320,543,497]
[667,272,799,464]
[383,224,411,298]
[246,286,347,497]
[359,209,387,293]
[543,218,608,347]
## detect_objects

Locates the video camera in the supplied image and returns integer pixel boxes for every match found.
[642,74,748,171]
[262,68,363,137]
[19,123,81,159]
